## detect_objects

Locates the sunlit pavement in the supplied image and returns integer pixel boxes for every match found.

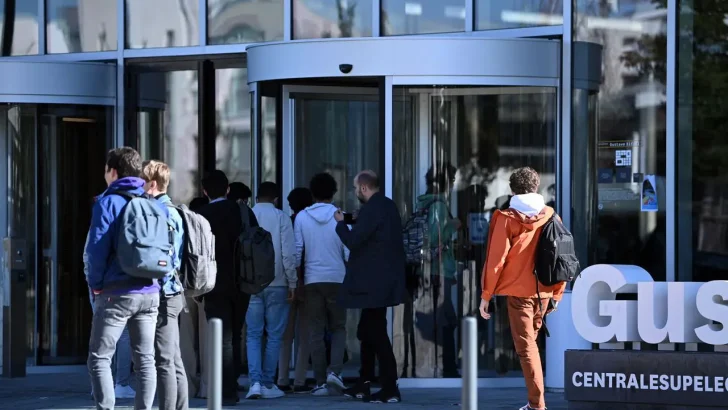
[0,372,568,409]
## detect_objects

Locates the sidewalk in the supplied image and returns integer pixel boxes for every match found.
[0,372,568,409]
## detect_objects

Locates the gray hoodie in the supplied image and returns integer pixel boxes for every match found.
[293,203,350,285]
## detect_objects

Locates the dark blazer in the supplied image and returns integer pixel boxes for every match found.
[198,199,258,298]
[335,192,406,309]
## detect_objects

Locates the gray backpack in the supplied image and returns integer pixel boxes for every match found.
[167,204,217,298]
[236,203,275,295]
[114,192,175,279]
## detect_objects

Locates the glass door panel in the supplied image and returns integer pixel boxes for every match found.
[392,86,557,378]
[5,105,38,365]
[285,86,381,375]
[38,106,111,364]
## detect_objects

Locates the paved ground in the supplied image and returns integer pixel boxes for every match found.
[0,372,569,409]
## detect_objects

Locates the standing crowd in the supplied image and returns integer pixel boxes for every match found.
[84,147,405,410]
[85,147,575,410]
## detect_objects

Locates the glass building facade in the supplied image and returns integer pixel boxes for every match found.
[0,0,722,383]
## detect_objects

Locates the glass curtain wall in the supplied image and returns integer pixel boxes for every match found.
[381,0,466,35]
[207,0,284,44]
[216,68,253,188]
[293,0,373,39]
[677,1,728,283]
[575,0,668,280]
[46,0,117,53]
[126,0,199,48]
[392,86,557,377]
[475,0,562,30]
[137,70,200,206]
[0,0,39,55]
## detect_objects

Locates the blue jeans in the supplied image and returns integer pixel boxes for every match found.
[246,287,290,386]
[90,291,132,387]
[88,293,160,410]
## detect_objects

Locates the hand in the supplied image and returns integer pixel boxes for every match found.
[334,209,344,222]
[479,298,491,320]
[287,289,296,302]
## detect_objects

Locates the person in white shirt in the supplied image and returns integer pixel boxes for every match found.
[294,173,349,396]
[246,182,297,400]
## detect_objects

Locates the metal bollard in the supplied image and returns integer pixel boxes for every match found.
[207,318,223,410]
[461,316,478,410]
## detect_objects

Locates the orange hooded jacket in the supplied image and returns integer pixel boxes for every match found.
[480,204,566,302]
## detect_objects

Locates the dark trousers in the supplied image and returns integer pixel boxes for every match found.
[357,307,397,390]
[204,294,250,400]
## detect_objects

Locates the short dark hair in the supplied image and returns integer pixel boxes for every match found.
[356,170,380,189]
[425,163,456,190]
[189,196,209,212]
[309,173,337,201]
[106,147,142,179]
[228,182,252,202]
[202,170,229,199]
[257,181,279,200]
[287,187,313,213]
[509,167,540,195]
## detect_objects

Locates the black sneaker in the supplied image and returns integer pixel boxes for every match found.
[343,381,371,399]
[364,386,401,403]
[277,384,293,394]
[293,385,313,394]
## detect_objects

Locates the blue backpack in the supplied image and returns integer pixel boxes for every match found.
[113,191,175,279]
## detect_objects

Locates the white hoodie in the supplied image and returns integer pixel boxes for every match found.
[294,203,350,285]
[509,193,546,217]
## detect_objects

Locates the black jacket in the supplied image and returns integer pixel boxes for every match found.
[335,192,406,309]
[198,199,258,298]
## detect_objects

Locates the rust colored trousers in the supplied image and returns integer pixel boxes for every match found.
[507,296,549,410]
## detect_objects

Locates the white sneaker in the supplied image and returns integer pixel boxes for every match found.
[326,372,345,394]
[114,384,135,399]
[311,384,329,396]
[261,384,285,399]
[246,382,262,399]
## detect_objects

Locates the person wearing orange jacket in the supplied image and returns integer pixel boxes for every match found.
[479,167,566,410]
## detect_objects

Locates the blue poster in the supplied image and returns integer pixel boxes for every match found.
[641,175,658,212]
[468,213,489,244]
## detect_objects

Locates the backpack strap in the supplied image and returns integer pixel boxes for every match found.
[239,202,251,229]
[535,214,557,338]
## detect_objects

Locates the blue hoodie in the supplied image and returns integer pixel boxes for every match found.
[85,177,160,294]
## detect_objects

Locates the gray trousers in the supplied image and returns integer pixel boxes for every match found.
[88,292,159,410]
[155,294,188,410]
[305,283,347,385]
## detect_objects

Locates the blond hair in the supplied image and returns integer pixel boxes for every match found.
[142,160,171,192]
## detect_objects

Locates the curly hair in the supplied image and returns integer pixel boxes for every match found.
[509,167,540,195]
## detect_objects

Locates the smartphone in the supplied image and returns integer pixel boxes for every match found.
[343,212,356,224]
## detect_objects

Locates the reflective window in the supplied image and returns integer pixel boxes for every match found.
[294,95,380,212]
[208,0,283,45]
[136,70,200,205]
[381,0,465,35]
[393,86,557,377]
[293,0,373,39]
[46,0,117,53]
[0,0,38,55]
[677,1,728,282]
[260,95,277,184]
[216,68,253,188]
[126,0,199,49]
[575,0,667,280]
[475,0,562,31]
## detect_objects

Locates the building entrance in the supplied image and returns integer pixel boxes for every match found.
[246,37,598,385]
[0,62,115,373]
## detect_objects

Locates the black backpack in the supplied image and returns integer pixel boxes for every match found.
[235,203,276,295]
[534,216,580,286]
